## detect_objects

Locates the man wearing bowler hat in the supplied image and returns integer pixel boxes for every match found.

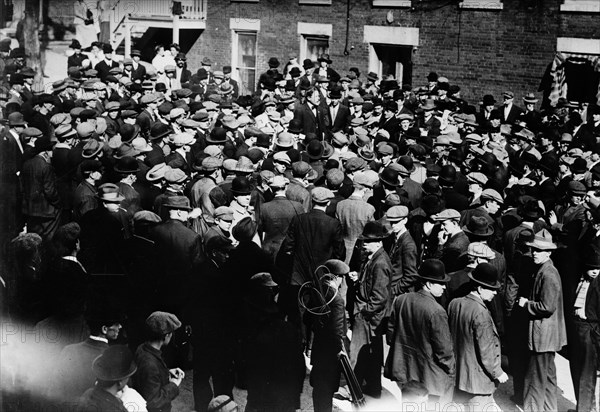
[327,84,351,136]
[152,196,203,315]
[77,345,139,412]
[448,263,509,411]
[384,259,455,406]
[94,43,119,82]
[518,229,566,412]
[348,220,391,398]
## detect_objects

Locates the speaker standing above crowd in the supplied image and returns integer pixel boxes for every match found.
[2,35,600,412]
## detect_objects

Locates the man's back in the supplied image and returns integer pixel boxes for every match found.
[260,196,304,258]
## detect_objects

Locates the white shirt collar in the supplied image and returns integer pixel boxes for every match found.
[89,335,109,343]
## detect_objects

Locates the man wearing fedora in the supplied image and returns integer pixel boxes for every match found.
[326,84,351,137]
[438,165,469,212]
[94,44,119,83]
[449,263,509,411]
[312,54,340,84]
[73,159,103,222]
[348,220,391,398]
[518,92,542,132]
[115,156,142,217]
[77,345,139,412]
[386,206,419,295]
[500,91,523,125]
[518,229,566,412]
[384,259,455,406]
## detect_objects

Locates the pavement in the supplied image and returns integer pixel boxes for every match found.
[171,353,578,412]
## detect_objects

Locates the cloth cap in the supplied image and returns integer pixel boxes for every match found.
[431,208,461,221]
[481,188,503,204]
[467,172,488,186]
[250,272,278,287]
[214,206,234,221]
[164,168,187,183]
[311,187,334,203]
[145,311,181,335]
[386,206,409,222]
[353,171,375,188]
[467,242,495,259]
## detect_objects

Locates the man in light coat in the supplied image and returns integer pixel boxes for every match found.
[518,229,567,412]
[448,263,508,411]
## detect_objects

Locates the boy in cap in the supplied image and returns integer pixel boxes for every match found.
[432,208,470,272]
[386,205,419,295]
[448,263,509,411]
[133,311,184,412]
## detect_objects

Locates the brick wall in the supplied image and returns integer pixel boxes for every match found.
[186,0,600,105]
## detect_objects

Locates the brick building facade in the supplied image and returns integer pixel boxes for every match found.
[185,0,600,105]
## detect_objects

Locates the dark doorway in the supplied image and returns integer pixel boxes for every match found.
[373,44,413,86]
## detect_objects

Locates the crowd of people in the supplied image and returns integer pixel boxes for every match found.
[2,34,600,412]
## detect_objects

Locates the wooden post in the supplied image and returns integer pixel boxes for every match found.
[124,15,131,57]
[173,14,180,44]
[24,0,43,89]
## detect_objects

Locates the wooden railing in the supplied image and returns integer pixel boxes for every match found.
[112,0,206,21]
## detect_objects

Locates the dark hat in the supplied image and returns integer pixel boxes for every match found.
[379,167,400,187]
[571,157,588,174]
[92,345,137,381]
[146,311,181,335]
[289,67,301,78]
[468,263,500,290]
[329,84,342,99]
[81,159,103,174]
[397,155,416,173]
[8,112,26,126]
[585,245,600,269]
[404,127,421,141]
[150,122,172,141]
[462,215,494,238]
[34,137,56,153]
[208,127,227,144]
[9,72,24,85]
[163,196,192,210]
[103,43,113,54]
[367,71,379,82]
[427,71,438,82]
[268,57,280,68]
[568,180,587,196]
[359,221,389,242]
[323,259,350,277]
[231,176,253,195]
[518,199,544,221]
[69,39,82,49]
[418,259,449,283]
[317,54,332,64]
[205,236,235,253]
[223,65,232,74]
[130,49,141,57]
[482,94,496,106]
[288,118,303,134]
[303,58,314,70]
[438,164,457,185]
[306,139,324,160]
[114,156,140,174]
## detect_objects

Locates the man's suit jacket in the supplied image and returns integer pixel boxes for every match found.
[259,196,305,259]
[436,230,470,273]
[94,59,119,82]
[353,247,392,329]
[285,179,311,213]
[280,209,345,285]
[1,128,24,180]
[152,219,202,279]
[501,104,524,124]
[389,230,419,295]
[21,155,61,218]
[448,294,503,395]
[385,290,455,397]
[67,52,87,69]
[326,103,351,135]
[73,180,98,222]
[292,102,329,140]
[136,109,155,138]
[336,196,375,262]
[131,64,147,82]
[400,177,422,210]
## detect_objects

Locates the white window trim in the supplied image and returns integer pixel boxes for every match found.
[557,37,600,55]
[298,22,333,63]
[372,0,411,7]
[363,25,419,82]
[299,0,332,4]
[230,19,260,93]
[560,0,600,12]
[459,0,503,10]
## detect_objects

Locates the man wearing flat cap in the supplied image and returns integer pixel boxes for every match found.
[348,220,391,398]
[386,206,419,295]
[133,311,184,412]
[517,229,566,412]
[449,263,509,410]
[432,208,470,272]
[385,259,455,406]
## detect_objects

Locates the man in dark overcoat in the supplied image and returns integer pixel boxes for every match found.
[385,206,419,295]
[348,221,391,398]
[448,263,509,411]
[384,259,455,406]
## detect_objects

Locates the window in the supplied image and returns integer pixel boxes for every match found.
[235,31,257,94]
[459,0,503,10]
[297,22,332,63]
[372,0,411,7]
[305,36,329,63]
[560,0,600,12]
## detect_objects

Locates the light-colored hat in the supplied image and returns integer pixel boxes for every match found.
[526,229,557,250]
[431,208,461,221]
[467,242,495,259]
[386,206,409,222]
[146,163,170,182]
[467,172,488,186]
[131,137,152,153]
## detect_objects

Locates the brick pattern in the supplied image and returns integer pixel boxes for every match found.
[186,0,600,105]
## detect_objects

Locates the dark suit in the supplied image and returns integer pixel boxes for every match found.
[45,257,89,316]
[292,102,329,140]
[435,230,470,273]
[67,52,86,69]
[21,154,61,238]
[136,109,156,138]
[385,290,455,400]
[259,195,305,259]
[350,247,391,396]
[133,342,180,412]
[501,104,524,124]
[449,294,503,398]
[151,219,203,315]
[442,187,469,212]
[94,59,119,82]
[388,231,419,295]
[326,103,351,135]
[130,63,147,82]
